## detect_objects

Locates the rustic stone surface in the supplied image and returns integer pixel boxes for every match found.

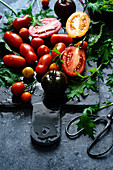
[0,1,113,170]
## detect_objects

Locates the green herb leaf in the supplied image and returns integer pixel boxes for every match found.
[76,105,99,138]
[0,65,21,87]
[40,9,56,19]
[67,66,101,99]
[20,5,32,16]
[0,38,19,55]
[84,1,102,14]
[101,0,113,11]
[0,12,16,33]
[84,0,113,14]
[103,100,112,104]
[87,30,113,64]
[106,73,113,95]
[75,101,113,137]
[31,14,43,26]
[87,21,105,46]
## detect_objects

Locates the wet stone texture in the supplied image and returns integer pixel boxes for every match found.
[0,0,113,170]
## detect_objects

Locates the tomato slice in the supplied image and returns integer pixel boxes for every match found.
[29,18,61,38]
[66,11,90,38]
[62,46,86,76]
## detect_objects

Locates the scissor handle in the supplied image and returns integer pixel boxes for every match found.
[87,117,113,158]
[65,115,84,138]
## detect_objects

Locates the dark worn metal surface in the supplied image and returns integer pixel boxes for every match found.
[0,0,113,170]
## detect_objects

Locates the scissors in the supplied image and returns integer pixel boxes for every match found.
[65,107,113,158]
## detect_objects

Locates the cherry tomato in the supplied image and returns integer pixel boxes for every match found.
[19,27,29,39]
[21,92,31,102]
[75,41,88,51]
[51,42,66,59]
[4,31,23,48]
[3,55,26,68]
[19,43,37,65]
[13,14,32,31]
[30,37,44,50]
[62,46,86,76]
[11,82,25,96]
[54,0,76,21]
[50,33,73,46]
[29,18,61,38]
[37,45,50,58]
[49,63,59,71]
[35,54,52,75]
[42,0,49,7]
[22,67,34,79]
[66,11,90,38]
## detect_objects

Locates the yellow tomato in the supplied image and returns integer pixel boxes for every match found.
[49,63,59,71]
[22,67,34,79]
[66,11,90,38]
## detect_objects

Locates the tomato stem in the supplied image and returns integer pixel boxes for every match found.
[0,0,18,16]
[25,80,37,93]
[31,0,36,6]
[37,0,41,11]
[79,0,89,14]
[99,102,113,110]
[62,0,66,3]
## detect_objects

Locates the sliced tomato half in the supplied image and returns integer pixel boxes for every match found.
[62,46,86,76]
[66,11,90,38]
[29,18,61,38]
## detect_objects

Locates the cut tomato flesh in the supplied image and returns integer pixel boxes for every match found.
[29,18,61,38]
[66,11,90,38]
[62,46,86,76]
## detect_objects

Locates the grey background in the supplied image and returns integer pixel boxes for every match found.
[0,0,113,170]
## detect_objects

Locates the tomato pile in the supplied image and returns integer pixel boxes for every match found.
[1,2,90,102]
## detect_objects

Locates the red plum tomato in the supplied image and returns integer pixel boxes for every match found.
[37,45,50,58]
[38,54,52,66]
[29,18,61,38]
[4,31,23,48]
[19,27,29,39]
[19,43,37,64]
[50,33,73,46]
[11,82,25,96]
[35,64,48,75]
[62,46,86,76]
[35,54,52,75]
[3,55,26,68]
[13,14,32,31]
[30,37,44,50]
[51,42,66,59]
